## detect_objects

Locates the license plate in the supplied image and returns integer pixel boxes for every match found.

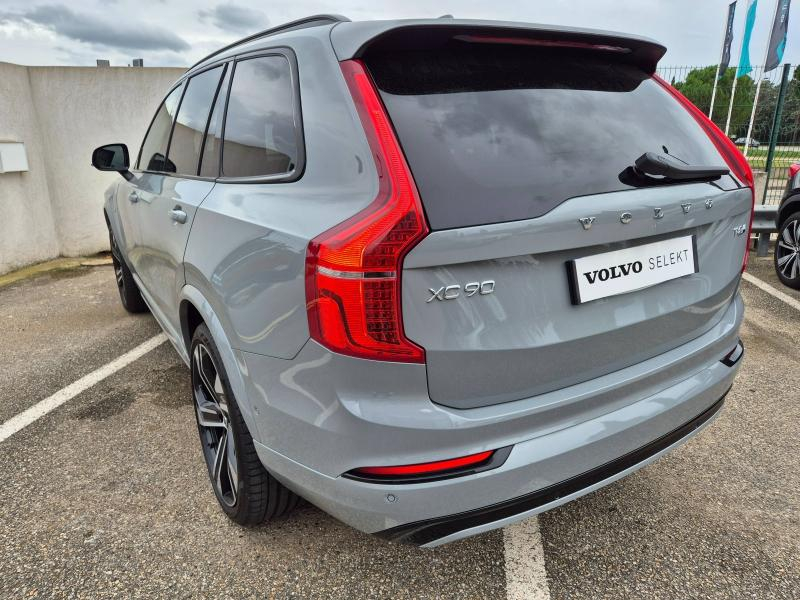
[566,235,698,305]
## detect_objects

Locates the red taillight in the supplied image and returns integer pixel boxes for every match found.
[789,163,800,179]
[305,60,427,363]
[653,75,755,272]
[353,450,495,477]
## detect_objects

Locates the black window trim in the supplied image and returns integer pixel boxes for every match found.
[216,46,306,184]
[195,63,230,178]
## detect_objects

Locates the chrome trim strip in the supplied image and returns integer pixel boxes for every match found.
[317,266,396,280]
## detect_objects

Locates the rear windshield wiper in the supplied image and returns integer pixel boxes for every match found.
[633,152,729,182]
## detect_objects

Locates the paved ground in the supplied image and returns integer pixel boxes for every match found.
[0,250,798,599]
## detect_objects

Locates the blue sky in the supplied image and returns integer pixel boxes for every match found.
[0,0,796,68]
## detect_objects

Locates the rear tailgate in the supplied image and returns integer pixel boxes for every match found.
[402,185,749,408]
[357,25,751,409]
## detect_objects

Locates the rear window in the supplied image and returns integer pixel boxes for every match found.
[168,65,225,176]
[222,55,298,178]
[367,44,726,230]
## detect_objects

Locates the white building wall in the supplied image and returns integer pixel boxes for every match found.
[0,62,185,274]
[0,62,60,272]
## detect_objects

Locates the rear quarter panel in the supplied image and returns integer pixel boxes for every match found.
[183,31,378,359]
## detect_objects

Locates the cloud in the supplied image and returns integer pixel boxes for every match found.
[198,2,268,33]
[0,4,190,52]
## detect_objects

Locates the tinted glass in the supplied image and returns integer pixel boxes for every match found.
[199,67,231,178]
[369,46,726,230]
[222,56,297,178]
[138,83,183,172]
[167,65,225,176]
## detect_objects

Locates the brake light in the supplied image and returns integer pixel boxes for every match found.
[305,60,427,363]
[453,34,630,53]
[654,75,754,272]
[352,450,495,477]
[790,163,800,179]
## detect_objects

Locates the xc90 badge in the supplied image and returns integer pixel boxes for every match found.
[427,280,495,302]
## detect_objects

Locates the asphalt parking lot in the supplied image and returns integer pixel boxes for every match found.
[1,250,798,599]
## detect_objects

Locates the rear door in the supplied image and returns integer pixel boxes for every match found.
[363,39,752,409]
[134,64,228,334]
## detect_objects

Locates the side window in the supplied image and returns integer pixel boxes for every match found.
[138,83,183,172]
[199,67,231,178]
[167,65,225,176]
[222,55,298,178]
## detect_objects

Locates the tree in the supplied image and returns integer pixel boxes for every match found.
[753,80,778,142]
[779,67,800,143]
[673,67,756,136]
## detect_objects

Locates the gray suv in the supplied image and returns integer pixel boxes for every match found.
[92,16,753,546]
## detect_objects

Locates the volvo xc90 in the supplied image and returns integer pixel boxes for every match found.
[92,15,752,546]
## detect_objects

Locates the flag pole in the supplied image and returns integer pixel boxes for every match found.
[710,5,732,119]
[725,0,755,136]
[709,59,723,120]
[724,76,739,135]
[743,0,782,156]
[743,75,764,156]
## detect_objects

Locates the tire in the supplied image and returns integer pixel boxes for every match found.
[108,228,148,313]
[190,323,298,525]
[774,211,800,290]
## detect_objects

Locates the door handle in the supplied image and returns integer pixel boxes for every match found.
[128,191,139,203]
[169,207,188,224]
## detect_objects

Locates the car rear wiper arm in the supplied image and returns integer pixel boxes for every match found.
[633,152,729,182]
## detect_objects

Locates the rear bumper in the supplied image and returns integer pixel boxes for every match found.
[246,295,744,546]
[379,392,727,546]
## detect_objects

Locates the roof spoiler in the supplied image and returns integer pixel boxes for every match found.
[330,20,666,74]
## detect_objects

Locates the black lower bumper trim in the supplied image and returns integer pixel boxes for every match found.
[377,392,728,546]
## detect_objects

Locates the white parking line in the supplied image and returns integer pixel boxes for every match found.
[0,334,167,443]
[742,272,800,312]
[504,517,551,600]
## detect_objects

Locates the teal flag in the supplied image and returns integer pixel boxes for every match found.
[737,0,759,77]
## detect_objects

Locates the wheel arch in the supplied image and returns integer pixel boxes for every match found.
[179,285,261,439]
[778,194,800,229]
[179,299,204,357]
[103,208,118,242]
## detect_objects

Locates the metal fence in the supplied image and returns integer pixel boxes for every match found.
[657,64,799,204]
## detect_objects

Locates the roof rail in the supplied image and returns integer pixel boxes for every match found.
[187,14,351,72]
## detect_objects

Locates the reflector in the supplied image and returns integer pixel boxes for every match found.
[354,450,495,477]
